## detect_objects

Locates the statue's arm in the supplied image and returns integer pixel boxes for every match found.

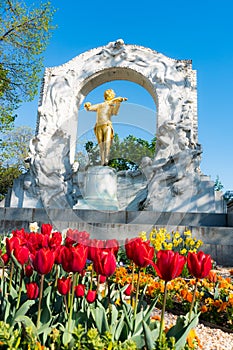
[84,102,99,112]
[111,97,128,103]
[110,97,127,115]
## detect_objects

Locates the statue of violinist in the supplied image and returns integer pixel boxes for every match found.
[84,89,127,165]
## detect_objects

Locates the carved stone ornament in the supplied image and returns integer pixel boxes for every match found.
[4,39,225,213]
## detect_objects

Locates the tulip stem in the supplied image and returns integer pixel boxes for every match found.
[68,273,78,333]
[96,274,100,295]
[134,268,141,318]
[64,295,69,314]
[90,263,94,291]
[8,261,14,293]
[159,281,168,342]
[189,278,198,322]
[1,266,5,296]
[130,263,135,307]
[37,274,45,328]
[16,268,23,310]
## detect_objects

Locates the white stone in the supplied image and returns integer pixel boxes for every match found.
[4,39,226,212]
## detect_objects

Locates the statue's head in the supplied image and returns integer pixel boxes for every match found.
[104,89,115,101]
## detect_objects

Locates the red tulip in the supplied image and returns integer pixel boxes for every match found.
[54,245,65,264]
[132,239,154,268]
[151,250,186,282]
[87,239,104,261]
[61,244,87,273]
[6,236,20,256]
[25,264,34,277]
[124,284,133,296]
[66,229,90,245]
[86,290,96,303]
[12,229,27,245]
[26,282,39,299]
[75,284,85,297]
[105,239,119,256]
[49,232,62,249]
[187,251,212,279]
[26,233,41,254]
[99,275,106,284]
[1,253,9,265]
[33,248,55,275]
[57,277,71,295]
[14,245,30,266]
[93,248,116,277]
[125,238,139,260]
[64,236,76,247]
[41,223,53,235]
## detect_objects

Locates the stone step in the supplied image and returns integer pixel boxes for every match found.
[0,208,232,266]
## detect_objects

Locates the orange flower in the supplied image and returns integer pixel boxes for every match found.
[213,300,221,308]
[186,291,193,303]
[180,289,187,299]
[201,305,208,313]
[207,270,217,283]
[187,329,202,349]
[151,314,161,321]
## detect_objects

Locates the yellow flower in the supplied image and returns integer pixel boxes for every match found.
[184,230,191,236]
[196,240,203,248]
[180,248,187,255]
[174,231,180,239]
[189,249,197,253]
[173,239,179,247]
[139,231,147,241]
[163,242,173,250]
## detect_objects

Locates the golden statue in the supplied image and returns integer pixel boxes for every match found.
[84,89,127,165]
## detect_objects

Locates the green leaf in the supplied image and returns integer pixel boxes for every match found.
[142,320,156,350]
[113,313,125,341]
[167,312,200,350]
[13,315,37,333]
[41,285,52,324]
[14,300,35,319]
[62,329,72,346]
[143,297,159,324]
[214,283,219,299]
[122,303,133,332]
[91,304,109,333]
[37,321,52,344]
[130,334,145,349]
[134,309,144,335]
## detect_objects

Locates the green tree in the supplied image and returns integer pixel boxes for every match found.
[0,125,34,201]
[0,0,56,134]
[0,125,34,171]
[214,175,224,191]
[84,134,156,171]
[0,165,22,201]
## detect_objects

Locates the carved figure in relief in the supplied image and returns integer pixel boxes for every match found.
[84,89,127,165]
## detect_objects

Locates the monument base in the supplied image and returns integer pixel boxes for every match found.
[73,166,119,211]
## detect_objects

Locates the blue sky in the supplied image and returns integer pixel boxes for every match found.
[16,0,233,190]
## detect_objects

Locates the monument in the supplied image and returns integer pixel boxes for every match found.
[3,39,225,213]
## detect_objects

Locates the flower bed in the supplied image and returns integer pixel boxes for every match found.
[0,224,232,349]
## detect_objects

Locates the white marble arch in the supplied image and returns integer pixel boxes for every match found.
[36,39,197,164]
[6,39,225,212]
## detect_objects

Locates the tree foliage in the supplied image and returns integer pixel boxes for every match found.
[0,0,56,133]
[0,125,34,171]
[0,125,34,201]
[0,165,22,201]
[85,134,156,171]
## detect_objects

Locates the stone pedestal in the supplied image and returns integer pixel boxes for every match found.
[74,166,119,210]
